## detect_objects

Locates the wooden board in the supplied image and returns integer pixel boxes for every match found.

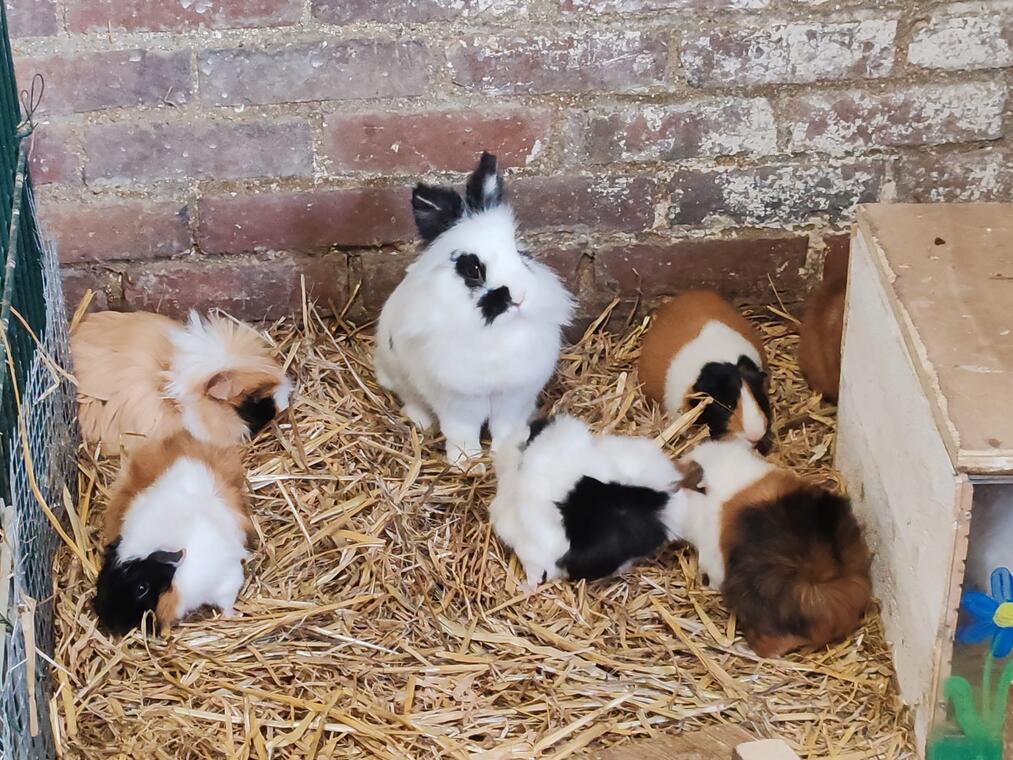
[835,224,971,752]
[587,725,755,759]
[856,204,1013,475]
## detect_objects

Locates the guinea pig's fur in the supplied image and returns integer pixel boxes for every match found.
[671,439,871,657]
[374,152,574,470]
[73,310,292,454]
[490,414,686,589]
[799,246,849,402]
[964,486,1013,593]
[638,291,771,449]
[94,432,254,635]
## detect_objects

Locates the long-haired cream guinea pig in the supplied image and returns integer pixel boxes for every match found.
[638,291,771,449]
[671,439,871,657]
[72,310,292,454]
[374,152,574,471]
[490,414,687,590]
[799,246,849,402]
[94,431,254,635]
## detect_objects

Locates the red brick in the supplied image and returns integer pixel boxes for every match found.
[562,0,767,9]
[122,253,348,320]
[786,82,1007,153]
[353,248,411,316]
[681,20,896,87]
[27,124,80,185]
[198,187,414,254]
[67,0,300,33]
[16,50,190,115]
[577,98,775,163]
[312,0,524,24]
[40,199,191,264]
[199,40,431,107]
[668,161,885,226]
[909,13,1013,72]
[448,31,667,95]
[6,0,58,36]
[596,236,808,302]
[512,176,656,233]
[322,108,550,174]
[83,119,313,184]
[896,148,1013,203]
[61,268,113,314]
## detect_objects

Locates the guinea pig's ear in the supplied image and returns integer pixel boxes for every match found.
[149,549,184,566]
[206,371,237,401]
[412,183,464,244]
[676,458,707,494]
[465,151,504,213]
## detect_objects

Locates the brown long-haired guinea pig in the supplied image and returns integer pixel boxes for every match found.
[671,439,871,658]
[799,246,849,402]
[639,291,771,448]
[72,310,292,454]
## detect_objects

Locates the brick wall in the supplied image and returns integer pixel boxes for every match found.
[7,0,1012,325]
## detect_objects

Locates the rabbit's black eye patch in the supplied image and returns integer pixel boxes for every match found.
[453,252,486,289]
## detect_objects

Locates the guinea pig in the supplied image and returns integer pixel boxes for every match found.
[638,291,771,450]
[72,310,292,454]
[671,439,871,658]
[374,151,574,471]
[490,414,687,589]
[94,431,254,635]
[799,246,849,402]
[964,486,1013,593]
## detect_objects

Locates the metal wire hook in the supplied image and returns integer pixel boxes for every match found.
[16,73,44,139]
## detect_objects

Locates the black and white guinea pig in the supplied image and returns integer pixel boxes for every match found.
[374,151,574,471]
[671,439,871,657]
[490,414,687,590]
[94,431,254,635]
[639,291,771,450]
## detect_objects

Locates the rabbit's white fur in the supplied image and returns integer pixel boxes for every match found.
[375,160,573,469]
[490,415,684,589]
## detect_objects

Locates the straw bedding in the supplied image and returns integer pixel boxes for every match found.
[48,300,916,759]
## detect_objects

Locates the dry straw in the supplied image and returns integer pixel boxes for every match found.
[48,299,915,759]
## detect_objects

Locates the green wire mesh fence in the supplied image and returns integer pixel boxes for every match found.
[0,3,78,758]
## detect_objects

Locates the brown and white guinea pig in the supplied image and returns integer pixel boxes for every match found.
[639,291,771,449]
[798,246,849,402]
[94,431,254,635]
[670,439,871,658]
[72,310,292,454]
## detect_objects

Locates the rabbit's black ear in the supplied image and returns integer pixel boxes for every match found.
[412,183,464,244]
[465,151,504,213]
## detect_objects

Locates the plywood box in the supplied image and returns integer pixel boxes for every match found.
[836,204,1013,754]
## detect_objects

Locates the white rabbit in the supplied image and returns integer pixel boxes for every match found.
[374,152,574,471]
[490,414,686,590]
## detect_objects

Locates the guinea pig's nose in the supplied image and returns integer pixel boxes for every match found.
[512,290,527,308]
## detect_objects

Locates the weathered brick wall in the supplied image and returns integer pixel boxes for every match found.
[7,0,1012,325]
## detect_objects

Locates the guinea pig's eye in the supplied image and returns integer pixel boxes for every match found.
[135,581,150,598]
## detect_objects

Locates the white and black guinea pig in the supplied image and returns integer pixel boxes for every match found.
[671,439,871,657]
[72,310,292,455]
[374,151,574,471]
[490,414,687,590]
[639,291,771,450]
[94,431,254,635]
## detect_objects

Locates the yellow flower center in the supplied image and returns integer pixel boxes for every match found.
[993,602,1013,628]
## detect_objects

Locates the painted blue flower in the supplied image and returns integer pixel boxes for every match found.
[957,567,1013,658]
